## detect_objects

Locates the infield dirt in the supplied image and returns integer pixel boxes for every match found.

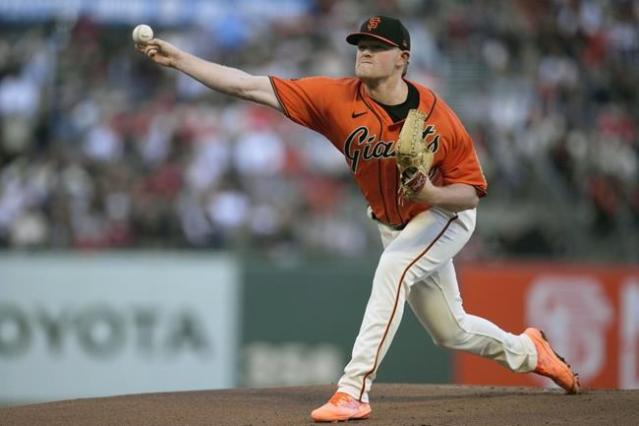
[1,384,637,425]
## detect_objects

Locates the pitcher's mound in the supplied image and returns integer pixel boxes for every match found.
[1,384,638,425]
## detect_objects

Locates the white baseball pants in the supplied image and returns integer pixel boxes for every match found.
[337,207,537,403]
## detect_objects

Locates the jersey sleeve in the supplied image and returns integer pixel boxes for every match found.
[269,76,331,135]
[439,110,488,197]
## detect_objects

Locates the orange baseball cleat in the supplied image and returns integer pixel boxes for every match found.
[310,391,372,422]
[524,327,581,394]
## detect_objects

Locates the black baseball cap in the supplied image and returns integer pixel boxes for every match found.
[346,16,410,51]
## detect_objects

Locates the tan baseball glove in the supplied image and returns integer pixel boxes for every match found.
[396,108,434,201]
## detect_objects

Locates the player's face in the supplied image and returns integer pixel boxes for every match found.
[355,39,407,79]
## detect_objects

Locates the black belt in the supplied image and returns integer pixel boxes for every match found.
[371,212,407,231]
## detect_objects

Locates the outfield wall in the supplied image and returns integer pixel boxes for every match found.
[0,253,450,405]
[240,258,450,388]
[2,254,636,405]
[455,262,639,390]
[0,253,241,403]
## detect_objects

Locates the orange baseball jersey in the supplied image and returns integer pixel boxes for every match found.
[269,76,487,228]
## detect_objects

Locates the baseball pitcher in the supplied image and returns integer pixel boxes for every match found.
[136,15,579,423]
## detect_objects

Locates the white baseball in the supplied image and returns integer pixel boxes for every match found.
[132,24,154,43]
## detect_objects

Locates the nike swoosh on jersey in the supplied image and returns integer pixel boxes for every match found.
[352,111,367,118]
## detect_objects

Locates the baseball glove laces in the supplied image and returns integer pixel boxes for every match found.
[396,108,434,202]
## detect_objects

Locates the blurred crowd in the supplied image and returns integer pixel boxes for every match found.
[0,0,637,260]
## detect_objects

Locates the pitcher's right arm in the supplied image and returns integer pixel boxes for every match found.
[137,39,280,110]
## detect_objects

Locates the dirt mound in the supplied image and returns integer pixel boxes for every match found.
[1,384,637,425]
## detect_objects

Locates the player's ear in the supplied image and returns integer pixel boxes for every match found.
[401,51,410,67]
[399,51,410,75]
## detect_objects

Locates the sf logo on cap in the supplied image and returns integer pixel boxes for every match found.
[367,17,381,31]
